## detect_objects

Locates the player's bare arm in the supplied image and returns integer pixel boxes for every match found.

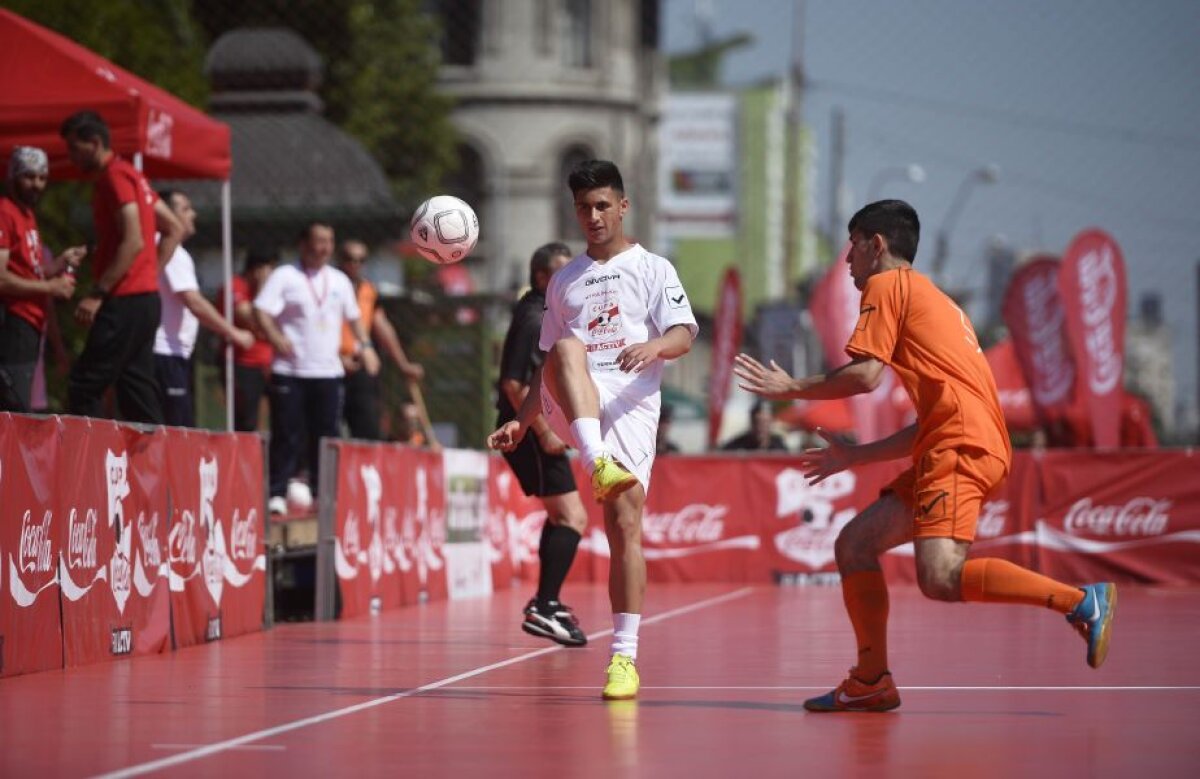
[76,203,143,326]
[616,323,694,373]
[798,424,918,484]
[488,366,547,452]
[734,353,884,400]
[153,199,184,270]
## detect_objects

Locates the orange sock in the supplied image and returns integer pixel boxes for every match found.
[841,571,889,682]
[960,558,1084,613]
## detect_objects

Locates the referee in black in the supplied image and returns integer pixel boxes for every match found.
[497,242,589,646]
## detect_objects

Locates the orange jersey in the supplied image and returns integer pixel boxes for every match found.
[340,279,378,356]
[845,267,1011,467]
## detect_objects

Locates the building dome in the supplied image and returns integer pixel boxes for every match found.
[205,28,323,92]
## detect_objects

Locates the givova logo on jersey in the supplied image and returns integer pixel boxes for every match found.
[772,469,859,569]
[168,457,264,610]
[59,450,167,615]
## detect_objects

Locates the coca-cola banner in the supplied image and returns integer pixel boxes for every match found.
[1058,229,1127,449]
[164,429,266,647]
[708,267,742,447]
[443,449,493,599]
[1035,450,1199,584]
[57,418,170,667]
[331,442,449,618]
[0,415,63,677]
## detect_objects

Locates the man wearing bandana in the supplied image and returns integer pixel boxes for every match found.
[0,146,85,411]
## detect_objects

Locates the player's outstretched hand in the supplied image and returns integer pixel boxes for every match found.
[487,420,524,452]
[733,353,796,398]
[796,427,856,484]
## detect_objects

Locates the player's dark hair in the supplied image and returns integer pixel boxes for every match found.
[529,241,572,289]
[751,399,773,421]
[298,220,334,243]
[848,200,921,263]
[568,160,625,196]
[156,189,184,209]
[243,247,279,274]
[59,110,111,148]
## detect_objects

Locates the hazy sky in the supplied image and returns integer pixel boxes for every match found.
[664,0,1200,431]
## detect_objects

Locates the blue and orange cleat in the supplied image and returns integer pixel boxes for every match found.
[804,668,901,713]
[1067,582,1117,669]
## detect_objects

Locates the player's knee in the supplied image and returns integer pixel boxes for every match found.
[915,563,961,602]
[834,523,870,571]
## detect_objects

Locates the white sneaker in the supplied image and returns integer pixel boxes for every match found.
[268,496,288,517]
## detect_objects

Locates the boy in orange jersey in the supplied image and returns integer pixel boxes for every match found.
[734,200,1115,712]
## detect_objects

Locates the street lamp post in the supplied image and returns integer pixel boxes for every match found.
[931,163,999,283]
[866,163,926,202]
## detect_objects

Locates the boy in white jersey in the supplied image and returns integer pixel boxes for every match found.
[487,160,698,700]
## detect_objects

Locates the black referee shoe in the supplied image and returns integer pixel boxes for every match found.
[522,598,587,647]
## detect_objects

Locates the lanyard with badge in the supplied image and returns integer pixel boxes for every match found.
[305,267,332,331]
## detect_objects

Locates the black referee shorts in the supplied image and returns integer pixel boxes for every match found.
[501,422,578,498]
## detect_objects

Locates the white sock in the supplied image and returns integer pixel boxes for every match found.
[570,418,605,472]
[611,612,641,661]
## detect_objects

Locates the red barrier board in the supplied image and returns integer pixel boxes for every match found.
[164,428,266,647]
[0,415,64,677]
[1035,450,1200,585]
[56,418,169,666]
[334,443,449,618]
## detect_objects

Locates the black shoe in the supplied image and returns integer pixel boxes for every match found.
[522,598,587,647]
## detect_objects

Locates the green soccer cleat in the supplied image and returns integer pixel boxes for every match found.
[602,653,640,700]
[591,455,638,503]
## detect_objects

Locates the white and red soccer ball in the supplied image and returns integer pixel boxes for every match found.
[409,195,479,265]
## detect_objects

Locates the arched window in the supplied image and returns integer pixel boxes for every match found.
[556,144,595,240]
[434,0,482,66]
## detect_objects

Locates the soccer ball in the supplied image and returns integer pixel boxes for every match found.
[409,195,479,264]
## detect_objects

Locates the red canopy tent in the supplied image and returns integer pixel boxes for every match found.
[0,9,237,428]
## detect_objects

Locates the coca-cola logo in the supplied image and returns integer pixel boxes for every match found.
[1077,246,1121,395]
[138,512,161,568]
[68,507,99,570]
[19,510,54,574]
[229,508,258,561]
[344,511,362,558]
[1063,497,1169,537]
[1021,272,1075,406]
[643,504,728,546]
[169,511,197,566]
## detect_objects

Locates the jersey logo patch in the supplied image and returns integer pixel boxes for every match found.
[588,304,620,332]
[665,285,688,309]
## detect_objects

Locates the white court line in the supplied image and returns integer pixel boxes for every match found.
[436,685,1200,692]
[151,744,287,752]
[95,587,755,779]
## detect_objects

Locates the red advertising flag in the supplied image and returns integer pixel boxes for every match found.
[984,339,1037,431]
[1001,256,1079,439]
[0,415,64,677]
[708,267,743,447]
[1058,229,1127,449]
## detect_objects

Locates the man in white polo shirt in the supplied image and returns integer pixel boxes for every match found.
[254,221,379,515]
[153,189,254,427]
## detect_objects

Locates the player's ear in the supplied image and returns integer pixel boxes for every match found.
[619,197,630,218]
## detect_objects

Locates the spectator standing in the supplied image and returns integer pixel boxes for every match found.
[336,239,423,440]
[255,222,378,515]
[216,249,277,431]
[153,189,254,427]
[60,111,184,423]
[720,400,789,452]
[0,146,82,410]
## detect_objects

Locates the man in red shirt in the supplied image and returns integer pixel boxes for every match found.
[59,111,184,423]
[0,146,82,411]
[216,248,277,431]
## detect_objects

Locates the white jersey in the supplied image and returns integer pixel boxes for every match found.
[154,244,200,359]
[254,262,360,378]
[540,244,698,404]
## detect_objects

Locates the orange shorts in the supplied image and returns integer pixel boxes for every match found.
[883,448,1008,542]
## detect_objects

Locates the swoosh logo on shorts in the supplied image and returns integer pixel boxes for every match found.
[920,491,948,516]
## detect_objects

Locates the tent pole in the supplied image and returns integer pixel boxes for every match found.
[222,180,234,432]
[133,152,143,171]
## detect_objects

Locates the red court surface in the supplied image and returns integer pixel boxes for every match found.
[2,584,1198,778]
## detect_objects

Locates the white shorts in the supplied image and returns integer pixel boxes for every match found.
[540,380,659,492]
